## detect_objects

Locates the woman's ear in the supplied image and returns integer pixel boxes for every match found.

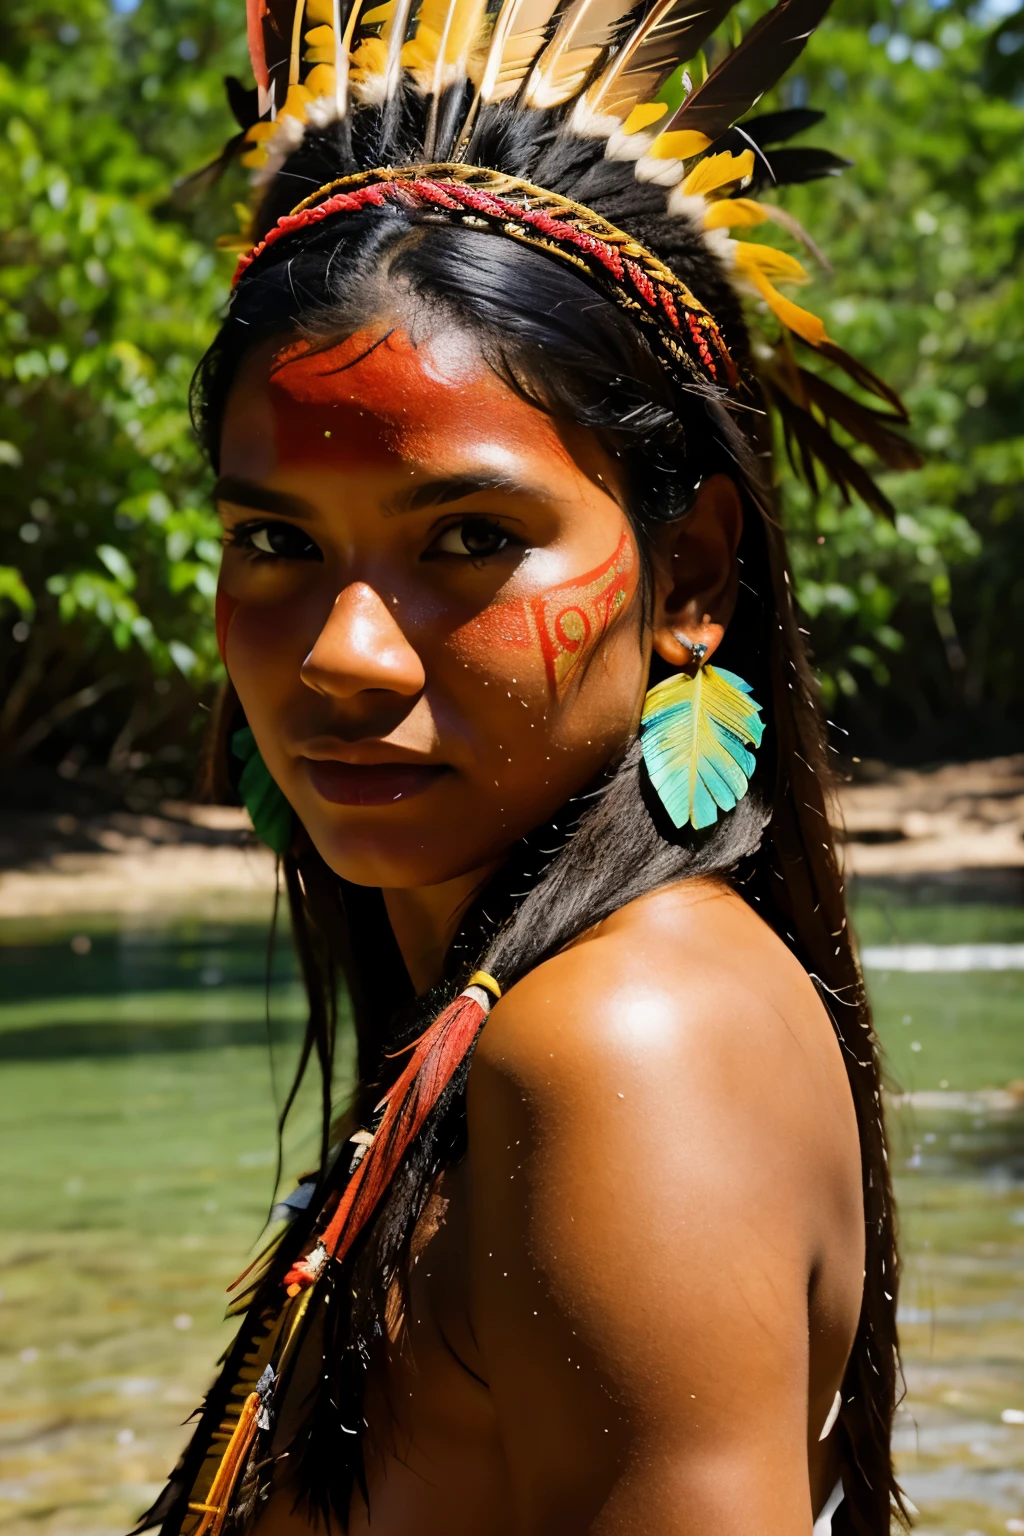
[649,474,743,671]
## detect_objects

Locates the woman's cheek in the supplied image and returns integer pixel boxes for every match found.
[448,531,638,701]
[215,587,239,664]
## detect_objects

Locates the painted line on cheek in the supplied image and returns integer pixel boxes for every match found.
[530,532,638,699]
[215,587,241,665]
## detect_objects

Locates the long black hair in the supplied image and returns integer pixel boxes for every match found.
[187,109,905,1536]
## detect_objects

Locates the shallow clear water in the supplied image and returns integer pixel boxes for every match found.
[0,876,1022,1535]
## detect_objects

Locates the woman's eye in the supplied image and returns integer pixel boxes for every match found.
[231,521,322,561]
[429,518,516,560]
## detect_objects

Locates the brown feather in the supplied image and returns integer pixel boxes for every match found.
[584,0,737,122]
[795,368,924,471]
[810,338,911,421]
[522,0,637,111]
[663,0,834,143]
[766,381,898,520]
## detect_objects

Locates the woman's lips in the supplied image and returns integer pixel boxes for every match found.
[302,758,448,806]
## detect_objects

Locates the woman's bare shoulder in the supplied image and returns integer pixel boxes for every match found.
[464,878,865,1503]
[475,878,848,1108]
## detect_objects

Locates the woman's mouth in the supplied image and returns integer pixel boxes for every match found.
[302,759,449,806]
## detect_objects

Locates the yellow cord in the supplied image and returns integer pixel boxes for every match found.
[466,970,501,1001]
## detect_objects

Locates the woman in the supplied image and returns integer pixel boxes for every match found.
[142,0,914,1530]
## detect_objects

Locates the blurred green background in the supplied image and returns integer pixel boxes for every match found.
[1,0,1023,813]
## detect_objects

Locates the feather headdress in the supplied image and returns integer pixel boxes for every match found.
[223,0,919,506]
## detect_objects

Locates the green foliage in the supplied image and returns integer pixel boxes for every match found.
[768,0,1024,745]
[0,0,1020,786]
[0,0,246,783]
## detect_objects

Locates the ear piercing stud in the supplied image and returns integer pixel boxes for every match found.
[673,634,708,666]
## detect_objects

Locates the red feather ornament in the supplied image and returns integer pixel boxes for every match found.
[283,978,499,1291]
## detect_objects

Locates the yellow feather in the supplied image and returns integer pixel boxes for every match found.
[403,0,488,90]
[347,0,415,104]
[622,101,668,134]
[304,61,338,93]
[680,147,753,196]
[305,0,335,21]
[646,128,711,160]
[732,257,829,346]
[732,240,807,283]
[304,22,335,44]
[701,196,768,230]
[278,81,314,118]
[351,35,390,76]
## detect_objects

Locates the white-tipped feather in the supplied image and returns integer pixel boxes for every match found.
[351,0,415,103]
[634,152,686,185]
[604,123,658,159]
[582,0,734,125]
[459,0,564,148]
[665,185,707,219]
[250,111,309,185]
[567,95,622,137]
[522,0,634,111]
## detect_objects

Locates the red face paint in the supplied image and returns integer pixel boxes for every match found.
[531,532,637,697]
[268,327,571,475]
[450,532,637,697]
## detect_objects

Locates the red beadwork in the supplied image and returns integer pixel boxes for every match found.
[685,312,717,379]
[624,259,657,308]
[414,180,464,211]
[658,285,680,329]
[231,175,731,389]
[233,184,388,285]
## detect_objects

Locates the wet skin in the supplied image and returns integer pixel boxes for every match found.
[217,319,865,1533]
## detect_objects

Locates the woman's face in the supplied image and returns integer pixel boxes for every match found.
[216,322,648,890]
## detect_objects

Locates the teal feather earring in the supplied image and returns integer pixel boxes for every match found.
[231,725,294,856]
[640,644,764,831]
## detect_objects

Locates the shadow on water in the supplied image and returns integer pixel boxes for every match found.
[0,1016,304,1060]
[0,924,287,1005]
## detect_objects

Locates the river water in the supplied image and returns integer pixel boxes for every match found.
[0,873,1021,1535]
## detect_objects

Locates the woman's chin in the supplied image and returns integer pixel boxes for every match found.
[294,791,502,891]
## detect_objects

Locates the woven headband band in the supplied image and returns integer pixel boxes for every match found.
[232,163,737,393]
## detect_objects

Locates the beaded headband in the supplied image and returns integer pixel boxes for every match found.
[233,163,738,393]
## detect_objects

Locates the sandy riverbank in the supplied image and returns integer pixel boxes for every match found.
[1,756,1021,917]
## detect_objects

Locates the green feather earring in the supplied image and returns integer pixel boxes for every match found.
[231,726,294,856]
[640,651,764,831]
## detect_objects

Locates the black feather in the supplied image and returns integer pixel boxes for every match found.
[755,144,852,187]
[225,74,261,131]
[739,106,824,145]
[795,368,923,471]
[663,0,835,142]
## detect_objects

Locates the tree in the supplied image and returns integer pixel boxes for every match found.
[0,0,244,801]
[770,0,1024,755]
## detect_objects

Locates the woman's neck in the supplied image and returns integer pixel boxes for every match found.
[382,863,502,993]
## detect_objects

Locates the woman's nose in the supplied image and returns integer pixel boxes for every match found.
[300,582,426,700]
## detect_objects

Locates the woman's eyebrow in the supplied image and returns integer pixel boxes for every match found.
[213,476,319,520]
[383,472,548,515]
